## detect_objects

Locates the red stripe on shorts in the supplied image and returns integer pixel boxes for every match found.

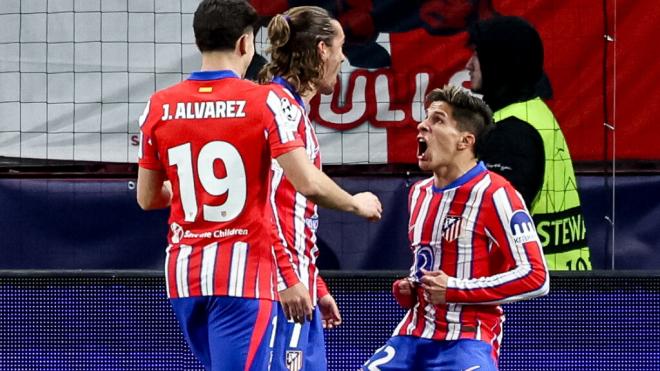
[244,300,273,371]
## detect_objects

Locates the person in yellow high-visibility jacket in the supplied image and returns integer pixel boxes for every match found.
[466,16,591,270]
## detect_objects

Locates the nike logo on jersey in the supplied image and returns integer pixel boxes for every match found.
[160,101,246,121]
[464,366,481,371]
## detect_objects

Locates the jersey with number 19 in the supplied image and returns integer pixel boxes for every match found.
[138,70,305,301]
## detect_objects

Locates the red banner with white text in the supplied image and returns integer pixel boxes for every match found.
[1,0,656,166]
[252,0,660,163]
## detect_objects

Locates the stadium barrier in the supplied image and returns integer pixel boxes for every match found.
[1,270,659,370]
[2,176,660,270]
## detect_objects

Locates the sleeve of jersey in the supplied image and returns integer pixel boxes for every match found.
[445,185,550,305]
[317,275,330,299]
[270,212,301,289]
[263,89,305,158]
[137,99,164,171]
[406,180,426,252]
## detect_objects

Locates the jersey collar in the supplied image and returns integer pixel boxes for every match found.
[272,76,305,108]
[432,161,487,193]
[188,70,240,81]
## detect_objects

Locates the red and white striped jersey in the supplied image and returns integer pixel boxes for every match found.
[267,79,328,305]
[394,162,549,358]
[138,70,305,300]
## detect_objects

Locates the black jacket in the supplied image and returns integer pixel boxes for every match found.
[469,16,548,206]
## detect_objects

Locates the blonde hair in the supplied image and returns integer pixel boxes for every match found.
[258,6,337,95]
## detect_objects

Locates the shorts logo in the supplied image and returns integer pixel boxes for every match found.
[170,222,184,243]
[286,350,303,371]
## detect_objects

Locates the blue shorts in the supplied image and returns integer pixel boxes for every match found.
[271,306,327,371]
[362,336,498,371]
[170,296,277,371]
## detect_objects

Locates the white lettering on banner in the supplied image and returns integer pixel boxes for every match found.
[318,75,368,124]
[311,70,437,130]
[375,74,404,122]
[411,72,430,122]
[162,101,246,120]
[134,69,455,150]
[448,70,471,93]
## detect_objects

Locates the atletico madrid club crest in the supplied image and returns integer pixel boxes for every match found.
[442,216,463,242]
[286,350,303,371]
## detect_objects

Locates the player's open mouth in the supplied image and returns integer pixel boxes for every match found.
[417,137,428,159]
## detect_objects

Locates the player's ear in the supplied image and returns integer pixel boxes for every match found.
[317,40,328,61]
[237,33,249,56]
[458,132,475,150]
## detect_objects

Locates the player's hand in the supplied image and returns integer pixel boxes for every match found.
[352,192,383,221]
[420,269,449,305]
[318,294,342,329]
[392,278,416,309]
[163,180,173,204]
[279,283,313,324]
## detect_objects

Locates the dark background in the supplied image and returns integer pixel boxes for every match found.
[0,175,657,270]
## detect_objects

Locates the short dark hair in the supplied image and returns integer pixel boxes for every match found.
[258,6,337,95]
[193,0,258,52]
[425,85,493,152]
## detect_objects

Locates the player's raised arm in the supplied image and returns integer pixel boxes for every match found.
[263,88,382,221]
[275,149,382,221]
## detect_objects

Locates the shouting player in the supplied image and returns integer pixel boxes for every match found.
[136,1,381,370]
[362,85,549,370]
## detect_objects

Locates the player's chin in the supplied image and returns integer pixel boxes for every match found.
[418,159,431,171]
[318,82,335,95]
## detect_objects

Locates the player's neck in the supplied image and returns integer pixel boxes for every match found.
[301,88,317,105]
[432,157,478,189]
[199,51,246,78]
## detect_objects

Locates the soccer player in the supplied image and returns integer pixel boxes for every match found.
[362,85,549,370]
[257,6,361,371]
[136,1,381,370]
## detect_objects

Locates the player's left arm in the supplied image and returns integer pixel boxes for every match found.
[136,98,172,210]
[137,168,172,210]
[317,277,342,329]
[272,220,311,323]
[423,186,549,305]
[317,275,329,299]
